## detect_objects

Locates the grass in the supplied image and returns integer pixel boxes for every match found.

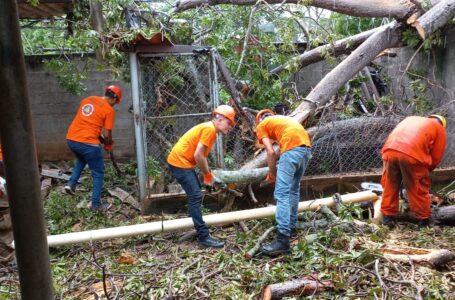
[1,164,455,299]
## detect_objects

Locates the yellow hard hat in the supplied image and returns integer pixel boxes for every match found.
[429,114,446,128]
[255,109,275,124]
[213,105,236,125]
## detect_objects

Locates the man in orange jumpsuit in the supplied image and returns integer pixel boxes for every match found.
[65,85,122,211]
[167,105,236,248]
[255,110,312,256]
[381,115,446,228]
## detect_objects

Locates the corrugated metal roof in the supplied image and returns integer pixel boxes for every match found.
[17,0,73,19]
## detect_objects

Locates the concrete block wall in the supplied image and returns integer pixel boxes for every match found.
[25,54,135,161]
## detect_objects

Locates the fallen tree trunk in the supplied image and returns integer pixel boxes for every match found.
[270,25,386,75]
[262,276,334,300]
[411,0,455,39]
[432,205,455,224]
[174,0,418,19]
[380,245,455,268]
[213,167,268,184]
[40,191,378,247]
[242,22,403,170]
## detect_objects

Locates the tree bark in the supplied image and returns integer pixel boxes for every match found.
[213,167,268,184]
[270,26,386,75]
[262,276,334,300]
[380,245,455,268]
[174,0,418,20]
[214,52,256,132]
[432,205,455,224]
[411,0,455,39]
[242,23,403,170]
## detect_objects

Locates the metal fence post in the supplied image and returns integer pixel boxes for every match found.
[129,52,147,202]
[211,49,224,169]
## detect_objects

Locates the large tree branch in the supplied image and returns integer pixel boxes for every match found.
[270,25,388,75]
[242,22,403,170]
[411,0,455,39]
[174,0,418,19]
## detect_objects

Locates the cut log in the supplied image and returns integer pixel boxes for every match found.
[432,205,455,224]
[174,0,418,20]
[411,0,455,39]
[262,276,334,300]
[380,245,455,268]
[213,167,268,184]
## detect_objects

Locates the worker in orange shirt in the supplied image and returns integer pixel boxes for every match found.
[65,85,122,211]
[381,115,446,228]
[0,142,14,264]
[167,105,236,248]
[255,110,312,256]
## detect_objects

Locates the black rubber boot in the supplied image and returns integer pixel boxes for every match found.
[261,232,290,257]
[198,236,224,249]
[417,218,430,229]
[382,215,397,229]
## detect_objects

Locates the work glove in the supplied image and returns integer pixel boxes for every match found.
[104,141,114,152]
[203,171,225,192]
[265,172,276,184]
[260,172,275,188]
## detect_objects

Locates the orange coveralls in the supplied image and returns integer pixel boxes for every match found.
[381,116,446,220]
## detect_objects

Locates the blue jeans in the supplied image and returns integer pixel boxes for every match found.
[275,147,311,237]
[168,164,210,240]
[67,140,104,207]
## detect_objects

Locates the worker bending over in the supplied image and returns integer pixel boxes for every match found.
[255,110,312,256]
[381,115,446,228]
[65,85,122,211]
[167,105,236,248]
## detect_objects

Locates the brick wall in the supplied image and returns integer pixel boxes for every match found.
[25,54,135,161]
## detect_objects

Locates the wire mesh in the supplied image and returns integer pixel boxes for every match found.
[138,53,216,182]
[137,53,454,195]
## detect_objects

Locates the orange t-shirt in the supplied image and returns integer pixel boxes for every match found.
[382,116,446,169]
[66,96,115,144]
[256,115,311,154]
[167,122,217,168]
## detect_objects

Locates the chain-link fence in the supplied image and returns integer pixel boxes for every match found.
[135,51,454,197]
[138,51,224,186]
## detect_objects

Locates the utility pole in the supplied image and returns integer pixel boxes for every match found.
[0,1,54,299]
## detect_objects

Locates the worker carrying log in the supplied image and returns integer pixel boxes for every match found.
[167,105,236,249]
[255,109,312,256]
[381,115,447,228]
[64,85,122,211]
[0,143,14,264]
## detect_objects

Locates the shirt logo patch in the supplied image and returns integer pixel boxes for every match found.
[81,104,94,117]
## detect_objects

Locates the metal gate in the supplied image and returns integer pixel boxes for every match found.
[129,47,221,200]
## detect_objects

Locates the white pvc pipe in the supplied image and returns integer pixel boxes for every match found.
[45,191,378,247]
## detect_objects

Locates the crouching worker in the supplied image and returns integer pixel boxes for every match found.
[381,115,446,228]
[167,105,236,248]
[255,110,312,256]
